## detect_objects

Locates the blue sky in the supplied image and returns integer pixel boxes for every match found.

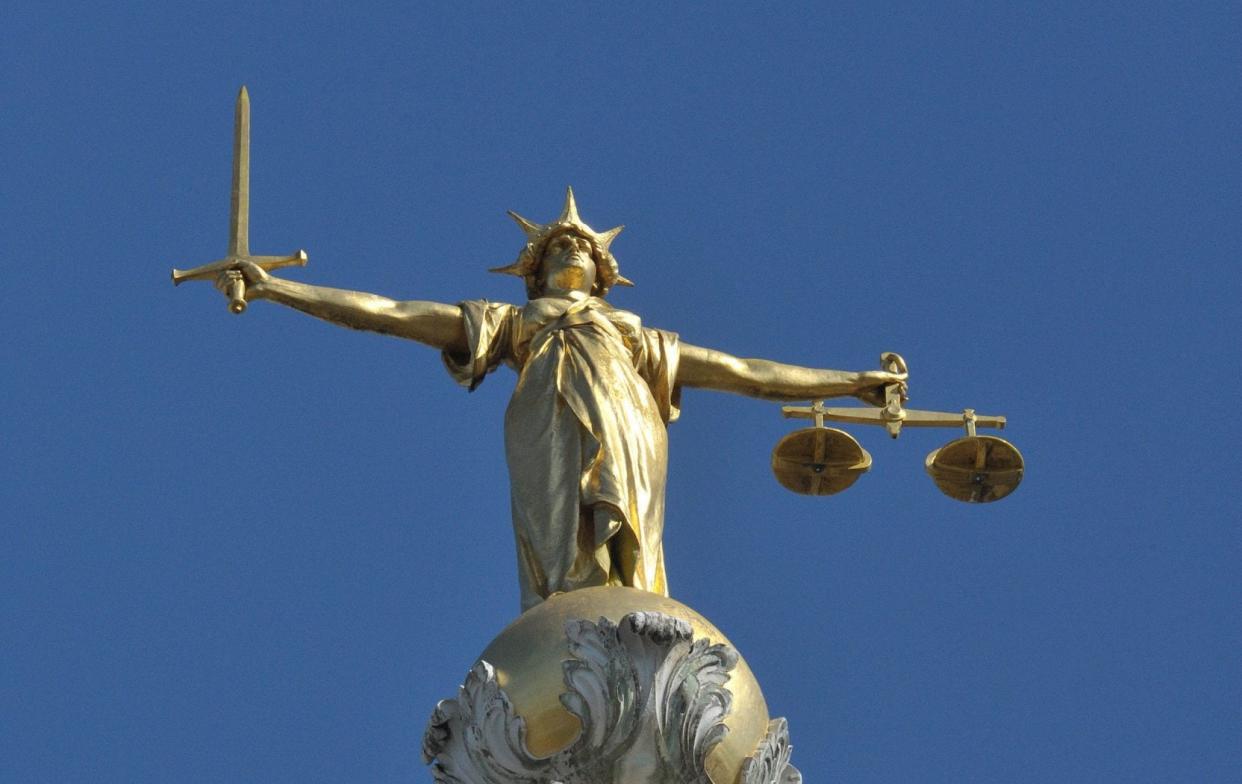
[3,3,1239,782]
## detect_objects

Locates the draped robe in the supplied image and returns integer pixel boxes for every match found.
[442,294,680,610]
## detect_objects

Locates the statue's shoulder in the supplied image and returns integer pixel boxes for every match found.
[458,299,521,321]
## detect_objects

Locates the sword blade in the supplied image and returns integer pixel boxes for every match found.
[228,86,250,257]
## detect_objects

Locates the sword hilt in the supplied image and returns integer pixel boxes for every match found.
[228,277,248,314]
[171,250,308,315]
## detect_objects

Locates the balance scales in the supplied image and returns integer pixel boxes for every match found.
[772,353,1024,503]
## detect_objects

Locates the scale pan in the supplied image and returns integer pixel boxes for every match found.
[771,427,872,496]
[925,435,1024,503]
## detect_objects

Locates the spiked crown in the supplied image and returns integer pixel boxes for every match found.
[490,187,633,298]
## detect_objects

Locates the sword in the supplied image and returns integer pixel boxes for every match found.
[171,86,307,313]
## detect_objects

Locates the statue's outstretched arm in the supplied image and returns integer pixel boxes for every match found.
[677,342,904,405]
[218,262,466,353]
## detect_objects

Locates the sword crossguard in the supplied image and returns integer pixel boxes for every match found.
[170,250,308,313]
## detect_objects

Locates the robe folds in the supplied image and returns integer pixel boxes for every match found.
[442,295,680,610]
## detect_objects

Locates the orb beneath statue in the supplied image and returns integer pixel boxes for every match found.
[423,586,798,784]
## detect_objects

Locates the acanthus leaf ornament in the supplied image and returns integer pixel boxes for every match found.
[423,611,798,784]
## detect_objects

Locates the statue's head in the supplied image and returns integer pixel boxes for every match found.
[490,187,633,299]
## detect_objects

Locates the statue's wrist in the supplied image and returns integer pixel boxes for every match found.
[248,277,280,300]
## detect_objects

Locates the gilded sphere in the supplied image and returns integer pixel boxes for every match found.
[476,586,770,784]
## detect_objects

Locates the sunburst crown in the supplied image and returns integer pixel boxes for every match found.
[490,187,633,298]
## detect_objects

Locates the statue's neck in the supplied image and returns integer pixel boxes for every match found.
[536,288,589,303]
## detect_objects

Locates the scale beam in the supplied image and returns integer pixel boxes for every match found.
[780,353,1007,439]
[783,402,1006,436]
[805,406,1006,431]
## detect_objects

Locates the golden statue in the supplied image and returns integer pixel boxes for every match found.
[172,88,902,613]
[208,187,902,610]
[173,89,1039,783]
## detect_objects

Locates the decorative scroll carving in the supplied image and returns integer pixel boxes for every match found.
[421,660,544,784]
[423,611,752,783]
[740,718,802,784]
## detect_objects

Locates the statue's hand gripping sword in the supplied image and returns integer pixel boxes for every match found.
[171,86,307,313]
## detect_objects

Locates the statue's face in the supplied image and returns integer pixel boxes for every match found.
[538,233,597,296]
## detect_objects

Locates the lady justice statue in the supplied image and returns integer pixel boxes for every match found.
[177,89,912,782]
[214,188,903,613]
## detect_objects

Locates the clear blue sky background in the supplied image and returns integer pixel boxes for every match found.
[4,3,1239,782]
